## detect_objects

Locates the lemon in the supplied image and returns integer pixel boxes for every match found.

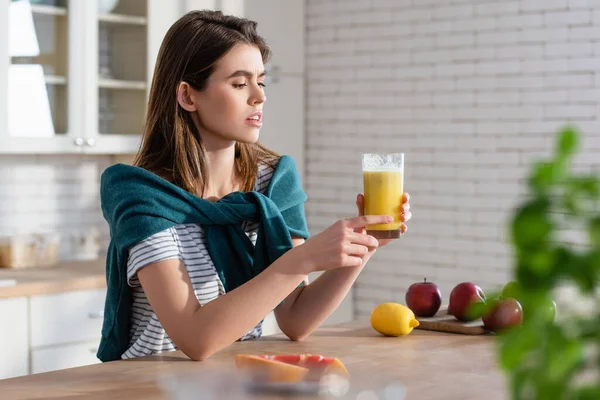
[370,302,420,336]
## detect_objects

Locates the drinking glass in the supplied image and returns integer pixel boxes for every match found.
[362,153,404,239]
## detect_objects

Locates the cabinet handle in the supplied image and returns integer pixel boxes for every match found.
[86,138,96,147]
[88,311,104,319]
[74,137,85,146]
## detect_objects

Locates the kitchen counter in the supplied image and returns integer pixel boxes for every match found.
[0,259,106,299]
[0,320,507,400]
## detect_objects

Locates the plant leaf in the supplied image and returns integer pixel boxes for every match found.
[467,299,492,320]
[564,191,583,216]
[545,334,583,383]
[576,176,600,198]
[529,250,556,277]
[557,126,579,157]
[573,385,600,400]
[500,324,538,370]
[588,217,600,247]
[529,161,554,192]
[511,199,553,250]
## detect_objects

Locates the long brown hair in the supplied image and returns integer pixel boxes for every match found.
[134,10,279,196]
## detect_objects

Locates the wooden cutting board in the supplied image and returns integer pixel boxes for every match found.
[415,306,489,335]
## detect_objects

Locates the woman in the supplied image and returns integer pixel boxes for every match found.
[97,10,411,362]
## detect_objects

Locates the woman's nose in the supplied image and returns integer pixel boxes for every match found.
[249,84,266,105]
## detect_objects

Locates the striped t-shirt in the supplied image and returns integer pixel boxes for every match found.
[122,163,275,359]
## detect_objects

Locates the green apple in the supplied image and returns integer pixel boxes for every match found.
[539,298,557,323]
[501,281,523,300]
[501,282,557,323]
[520,296,557,323]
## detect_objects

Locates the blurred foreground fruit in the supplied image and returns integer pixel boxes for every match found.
[235,354,349,383]
[371,302,419,336]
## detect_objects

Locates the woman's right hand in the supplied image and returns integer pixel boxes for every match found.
[294,215,393,274]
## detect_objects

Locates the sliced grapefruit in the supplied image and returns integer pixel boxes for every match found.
[235,354,349,383]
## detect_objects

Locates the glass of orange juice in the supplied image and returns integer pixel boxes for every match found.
[362,153,404,239]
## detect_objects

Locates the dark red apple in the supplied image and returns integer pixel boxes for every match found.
[482,298,523,333]
[448,282,486,321]
[405,278,442,317]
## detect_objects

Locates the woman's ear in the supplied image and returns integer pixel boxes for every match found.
[176,82,197,112]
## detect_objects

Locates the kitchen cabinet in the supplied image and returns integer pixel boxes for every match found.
[0,288,106,379]
[28,288,106,374]
[0,0,180,154]
[0,297,29,379]
[31,340,101,374]
[0,0,310,164]
[29,288,106,348]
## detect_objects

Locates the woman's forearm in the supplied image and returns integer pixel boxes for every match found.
[186,249,307,360]
[276,251,376,340]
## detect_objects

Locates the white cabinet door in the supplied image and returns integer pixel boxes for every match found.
[31,340,101,374]
[0,297,29,379]
[83,0,181,154]
[29,288,106,348]
[0,0,81,154]
[0,0,182,155]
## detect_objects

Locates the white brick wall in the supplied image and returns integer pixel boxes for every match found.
[0,155,112,261]
[306,0,600,318]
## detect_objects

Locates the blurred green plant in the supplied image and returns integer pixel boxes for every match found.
[498,126,600,399]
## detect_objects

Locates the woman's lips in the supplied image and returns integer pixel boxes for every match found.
[246,111,263,127]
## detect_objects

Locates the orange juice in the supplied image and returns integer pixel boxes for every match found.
[363,170,403,239]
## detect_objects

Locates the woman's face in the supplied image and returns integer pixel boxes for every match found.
[182,44,267,150]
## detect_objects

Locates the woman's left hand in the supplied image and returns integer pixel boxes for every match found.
[354,192,411,247]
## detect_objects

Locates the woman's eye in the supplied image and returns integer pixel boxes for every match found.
[232,83,248,89]
[258,82,266,88]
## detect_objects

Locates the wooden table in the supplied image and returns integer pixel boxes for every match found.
[0,320,507,400]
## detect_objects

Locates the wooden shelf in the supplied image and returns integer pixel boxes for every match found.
[98,78,146,90]
[44,75,67,85]
[98,13,147,26]
[30,4,68,16]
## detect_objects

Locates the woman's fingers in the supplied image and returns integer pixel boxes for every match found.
[346,215,392,229]
[348,231,379,248]
[342,255,364,268]
[401,211,412,222]
[356,194,365,217]
[345,243,370,257]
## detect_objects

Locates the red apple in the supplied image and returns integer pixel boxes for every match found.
[405,278,442,317]
[482,298,523,333]
[448,282,486,321]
